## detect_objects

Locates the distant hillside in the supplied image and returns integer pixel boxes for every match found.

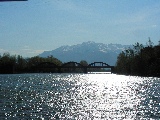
[39,41,131,65]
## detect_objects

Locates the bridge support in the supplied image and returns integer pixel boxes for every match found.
[58,67,61,73]
[111,66,115,74]
[83,67,88,74]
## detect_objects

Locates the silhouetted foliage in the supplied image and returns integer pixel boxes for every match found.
[0,54,62,74]
[80,60,88,66]
[0,53,114,74]
[115,40,160,77]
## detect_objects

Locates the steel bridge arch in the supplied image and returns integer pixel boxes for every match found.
[88,62,111,67]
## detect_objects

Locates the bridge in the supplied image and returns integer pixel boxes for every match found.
[34,62,115,73]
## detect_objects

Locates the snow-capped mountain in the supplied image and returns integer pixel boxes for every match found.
[39,41,131,65]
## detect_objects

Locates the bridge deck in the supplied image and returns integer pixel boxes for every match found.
[34,62,115,73]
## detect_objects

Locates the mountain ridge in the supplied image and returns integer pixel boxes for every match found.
[39,41,131,65]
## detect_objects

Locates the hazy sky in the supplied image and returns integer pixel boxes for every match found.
[0,0,160,57]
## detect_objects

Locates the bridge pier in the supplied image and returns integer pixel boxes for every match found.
[58,67,61,73]
[83,67,88,74]
[111,66,115,74]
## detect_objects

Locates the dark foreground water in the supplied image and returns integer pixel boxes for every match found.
[0,73,160,119]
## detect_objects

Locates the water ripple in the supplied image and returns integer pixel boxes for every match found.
[0,74,160,119]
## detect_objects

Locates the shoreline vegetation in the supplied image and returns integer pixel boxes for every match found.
[0,53,109,74]
[115,39,160,77]
[0,39,160,77]
[0,54,62,74]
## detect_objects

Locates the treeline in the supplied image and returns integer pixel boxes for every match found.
[0,52,107,74]
[115,40,160,77]
[0,53,93,74]
[0,53,62,74]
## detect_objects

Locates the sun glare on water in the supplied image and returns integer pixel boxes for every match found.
[1,74,159,119]
[43,73,144,119]
[74,74,141,119]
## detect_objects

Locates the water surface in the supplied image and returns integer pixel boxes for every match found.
[0,73,160,119]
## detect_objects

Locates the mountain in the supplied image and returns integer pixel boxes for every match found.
[39,41,131,66]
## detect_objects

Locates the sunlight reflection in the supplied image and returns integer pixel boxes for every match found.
[1,74,158,119]
[76,74,144,119]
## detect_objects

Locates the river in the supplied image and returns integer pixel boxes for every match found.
[0,73,160,119]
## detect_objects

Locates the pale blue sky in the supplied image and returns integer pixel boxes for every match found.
[0,0,160,57]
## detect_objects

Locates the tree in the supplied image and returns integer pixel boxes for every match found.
[0,53,16,73]
[133,42,143,55]
[80,60,88,66]
[146,37,154,47]
[115,40,160,76]
[16,55,26,72]
[115,52,128,74]
[46,55,62,66]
